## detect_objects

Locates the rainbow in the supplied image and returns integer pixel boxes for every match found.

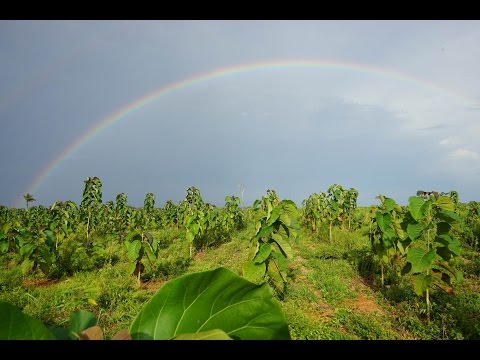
[15,58,473,207]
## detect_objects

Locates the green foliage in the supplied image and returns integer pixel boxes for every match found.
[12,226,58,277]
[142,192,156,229]
[402,195,463,321]
[162,200,178,228]
[344,188,359,230]
[178,187,227,255]
[0,301,56,340]
[124,231,159,282]
[221,195,245,232]
[68,310,97,338]
[369,195,406,285]
[172,329,232,340]
[302,192,327,233]
[130,267,290,340]
[0,222,15,255]
[80,177,103,244]
[462,201,480,248]
[303,185,359,241]
[244,192,300,294]
[0,268,290,340]
[143,193,155,214]
[2,177,478,340]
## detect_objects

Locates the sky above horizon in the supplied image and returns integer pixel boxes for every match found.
[1,20,479,208]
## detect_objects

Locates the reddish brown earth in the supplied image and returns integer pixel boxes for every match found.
[22,278,59,288]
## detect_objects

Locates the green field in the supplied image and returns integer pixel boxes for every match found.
[1,180,479,340]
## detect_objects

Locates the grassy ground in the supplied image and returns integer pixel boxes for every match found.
[1,222,479,339]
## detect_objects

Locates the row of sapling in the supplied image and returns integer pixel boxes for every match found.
[369,191,463,322]
[1,177,251,281]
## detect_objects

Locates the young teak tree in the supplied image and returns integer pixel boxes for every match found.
[80,177,102,245]
[369,195,407,286]
[244,193,300,295]
[402,194,463,322]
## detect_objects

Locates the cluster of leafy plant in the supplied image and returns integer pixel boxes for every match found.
[1,177,254,284]
[171,187,247,257]
[461,201,480,249]
[123,231,155,281]
[302,185,359,241]
[368,195,406,286]
[221,195,245,232]
[369,192,463,321]
[243,190,300,295]
[0,267,290,340]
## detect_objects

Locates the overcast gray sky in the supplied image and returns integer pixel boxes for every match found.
[1,20,479,208]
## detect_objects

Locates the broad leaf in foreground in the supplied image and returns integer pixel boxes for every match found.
[69,310,97,337]
[130,267,290,340]
[173,329,232,340]
[0,301,56,340]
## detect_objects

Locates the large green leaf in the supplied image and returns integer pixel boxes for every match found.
[383,197,396,212]
[69,310,97,337]
[437,210,462,223]
[253,243,271,264]
[190,223,200,236]
[127,262,137,275]
[130,267,290,340]
[277,223,295,242]
[173,329,232,340]
[186,230,195,242]
[407,248,436,273]
[271,233,293,259]
[280,213,300,233]
[243,261,266,283]
[248,239,260,259]
[435,233,453,246]
[383,227,396,242]
[278,200,299,228]
[266,206,281,226]
[407,222,423,241]
[270,251,288,281]
[447,238,461,256]
[375,213,391,234]
[408,196,425,221]
[267,262,285,293]
[434,196,455,212]
[392,218,406,240]
[0,301,56,340]
[255,225,273,240]
[126,231,141,242]
[435,234,461,257]
[20,243,35,258]
[411,274,433,296]
[127,240,142,262]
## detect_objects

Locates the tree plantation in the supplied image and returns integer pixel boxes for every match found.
[1,177,479,340]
